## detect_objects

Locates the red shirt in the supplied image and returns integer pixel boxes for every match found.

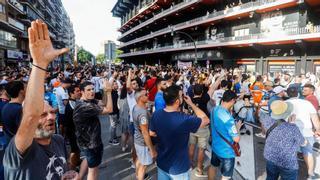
[306,95,319,111]
[145,77,157,101]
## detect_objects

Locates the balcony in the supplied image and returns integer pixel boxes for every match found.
[118,26,320,58]
[8,17,25,31]
[8,0,25,14]
[119,0,159,32]
[118,0,198,40]
[119,0,299,48]
[0,38,17,48]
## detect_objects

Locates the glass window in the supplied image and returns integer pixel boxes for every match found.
[0,30,17,48]
[0,4,5,14]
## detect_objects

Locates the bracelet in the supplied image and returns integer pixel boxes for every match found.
[31,63,48,72]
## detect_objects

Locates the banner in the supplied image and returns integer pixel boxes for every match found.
[7,50,23,59]
[177,61,192,69]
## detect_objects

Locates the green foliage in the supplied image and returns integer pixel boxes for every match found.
[77,47,94,63]
[115,49,123,63]
[96,53,105,64]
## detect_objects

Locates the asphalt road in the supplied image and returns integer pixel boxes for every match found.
[96,115,244,180]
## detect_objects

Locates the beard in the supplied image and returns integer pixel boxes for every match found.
[35,128,54,139]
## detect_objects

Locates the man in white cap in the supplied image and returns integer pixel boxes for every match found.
[268,86,286,114]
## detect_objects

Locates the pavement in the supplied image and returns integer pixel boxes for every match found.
[95,115,244,180]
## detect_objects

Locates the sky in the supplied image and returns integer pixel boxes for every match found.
[61,0,120,56]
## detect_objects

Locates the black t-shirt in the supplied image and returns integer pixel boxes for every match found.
[4,135,68,180]
[110,90,119,116]
[73,99,102,149]
[192,93,210,116]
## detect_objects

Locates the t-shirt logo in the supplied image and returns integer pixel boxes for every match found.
[46,155,67,180]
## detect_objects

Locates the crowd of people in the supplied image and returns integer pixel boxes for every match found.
[0,20,320,180]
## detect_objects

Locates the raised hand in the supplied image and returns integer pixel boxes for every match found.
[103,79,113,92]
[28,19,69,68]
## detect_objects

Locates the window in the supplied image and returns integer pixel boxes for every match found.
[0,30,17,48]
[0,3,5,14]
[234,28,250,37]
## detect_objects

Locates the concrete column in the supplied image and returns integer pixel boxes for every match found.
[300,53,307,74]
[255,57,263,75]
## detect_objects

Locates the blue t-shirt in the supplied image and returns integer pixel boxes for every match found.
[234,82,241,94]
[1,103,23,140]
[154,91,166,111]
[0,99,8,124]
[150,109,201,175]
[211,106,238,158]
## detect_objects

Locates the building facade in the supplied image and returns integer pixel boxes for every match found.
[104,40,117,61]
[0,0,75,67]
[112,0,320,75]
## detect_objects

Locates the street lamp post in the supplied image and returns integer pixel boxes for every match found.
[171,29,198,65]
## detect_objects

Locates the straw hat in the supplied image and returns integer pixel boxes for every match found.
[270,100,293,120]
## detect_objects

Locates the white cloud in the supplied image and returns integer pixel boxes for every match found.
[61,0,120,55]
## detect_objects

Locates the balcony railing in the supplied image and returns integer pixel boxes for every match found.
[118,0,198,40]
[119,0,297,48]
[8,17,25,31]
[0,38,17,48]
[119,26,320,57]
[8,0,25,13]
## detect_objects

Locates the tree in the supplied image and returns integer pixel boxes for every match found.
[96,53,105,64]
[114,49,123,63]
[77,47,94,64]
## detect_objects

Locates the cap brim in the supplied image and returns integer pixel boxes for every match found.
[271,102,293,120]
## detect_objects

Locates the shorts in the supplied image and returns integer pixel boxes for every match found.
[210,151,235,178]
[189,128,210,149]
[81,145,104,168]
[134,143,153,166]
[158,167,190,180]
[301,137,315,156]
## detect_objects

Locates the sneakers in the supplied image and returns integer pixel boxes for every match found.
[122,144,129,152]
[109,139,120,146]
[255,132,266,138]
[307,173,320,179]
[195,168,208,178]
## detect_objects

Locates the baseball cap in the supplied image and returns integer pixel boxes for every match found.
[273,86,286,94]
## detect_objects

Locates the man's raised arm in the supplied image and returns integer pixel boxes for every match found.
[15,20,68,155]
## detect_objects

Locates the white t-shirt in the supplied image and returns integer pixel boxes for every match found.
[286,98,317,137]
[91,76,101,93]
[127,91,137,122]
[54,86,69,114]
[213,89,225,106]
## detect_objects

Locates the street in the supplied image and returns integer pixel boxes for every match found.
[97,115,220,180]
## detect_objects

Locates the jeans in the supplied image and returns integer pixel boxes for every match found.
[109,114,119,141]
[157,167,190,180]
[266,161,298,180]
[210,151,235,178]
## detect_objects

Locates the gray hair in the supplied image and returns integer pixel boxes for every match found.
[134,89,144,101]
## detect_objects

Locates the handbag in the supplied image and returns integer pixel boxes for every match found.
[211,111,241,157]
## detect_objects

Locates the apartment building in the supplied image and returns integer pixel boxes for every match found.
[0,0,75,67]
